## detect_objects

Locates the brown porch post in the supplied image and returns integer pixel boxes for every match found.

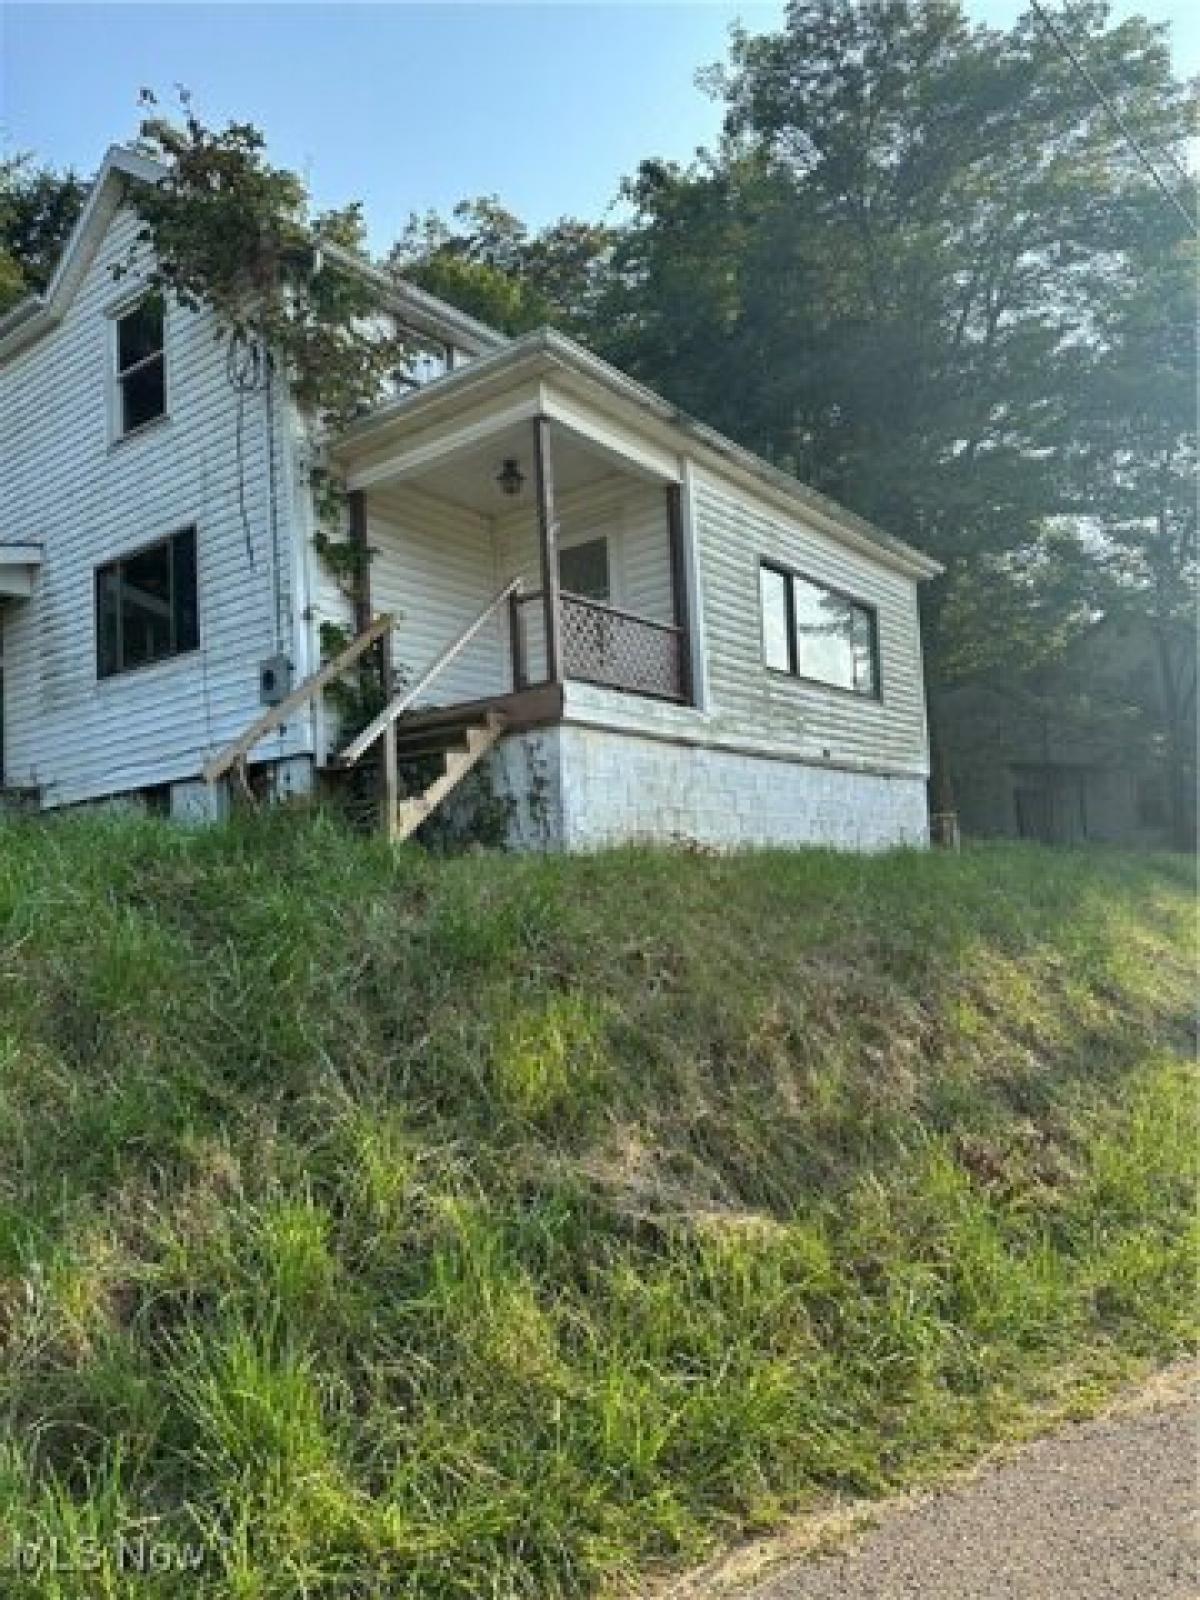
[347,483,389,729]
[347,488,372,636]
[533,416,563,684]
[508,587,526,691]
[665,482,693,704]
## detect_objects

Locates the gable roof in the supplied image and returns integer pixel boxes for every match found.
[0,145,508,365]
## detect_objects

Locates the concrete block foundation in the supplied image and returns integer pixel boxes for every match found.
[475,725,929,852]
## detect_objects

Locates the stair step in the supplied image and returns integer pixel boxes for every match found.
[392,702,499,737]
[393,728,473,759]
[392,713,506,843]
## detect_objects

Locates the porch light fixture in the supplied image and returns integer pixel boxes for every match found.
[496,457,525,497]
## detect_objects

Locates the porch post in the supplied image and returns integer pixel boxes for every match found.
[533,416,563,684]
[347,488,372,636]
[378,627,399,843]
[666,482,694,705]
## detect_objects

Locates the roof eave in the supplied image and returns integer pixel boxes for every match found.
[337,328,944,582]
[0,143,509,365]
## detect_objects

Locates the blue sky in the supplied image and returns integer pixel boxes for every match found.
[3,2,1195,254]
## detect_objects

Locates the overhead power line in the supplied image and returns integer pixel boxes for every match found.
[1028,0,1198,237]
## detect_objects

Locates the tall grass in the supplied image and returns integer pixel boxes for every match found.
[0,815,1194,1596]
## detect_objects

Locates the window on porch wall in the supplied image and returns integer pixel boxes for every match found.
[558,537,611,604]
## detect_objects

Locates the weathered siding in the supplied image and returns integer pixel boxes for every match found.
[691,469,929,776]
[368,484,506,705]
[496,477,671,613]
[0,206,308,805]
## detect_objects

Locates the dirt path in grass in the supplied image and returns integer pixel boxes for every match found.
[671,1364,1198,1600]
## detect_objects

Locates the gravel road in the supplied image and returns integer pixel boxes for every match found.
[737,1368,1198,1600]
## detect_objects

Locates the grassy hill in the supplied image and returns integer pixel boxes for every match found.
[0,816,1194,1597]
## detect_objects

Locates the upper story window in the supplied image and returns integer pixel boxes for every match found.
[96,526,198,679]
[393,340,452,393]
[759,560,880,697]
[113,296,167,437]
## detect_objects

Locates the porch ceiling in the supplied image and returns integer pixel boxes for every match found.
[388,421,632,516]
[334,351,683,504]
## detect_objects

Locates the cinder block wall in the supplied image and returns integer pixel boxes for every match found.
[486,727,928,853]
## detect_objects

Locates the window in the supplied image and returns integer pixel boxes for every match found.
[758,561,879,696]
[393,341,452,392]
[114,296,166,436]
[559,537,611,604]
[759,566,791,672]
[96,527,199,678]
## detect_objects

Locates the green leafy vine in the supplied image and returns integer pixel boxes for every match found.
[118,90,410,581]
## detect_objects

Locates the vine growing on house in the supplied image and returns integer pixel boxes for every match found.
[118,90,410,604]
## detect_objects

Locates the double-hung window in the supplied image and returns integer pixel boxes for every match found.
[113,296,167,437]
[96,527,199,678]
[759,560,880,697]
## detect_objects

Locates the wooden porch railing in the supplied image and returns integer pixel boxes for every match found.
[513,588,686,702]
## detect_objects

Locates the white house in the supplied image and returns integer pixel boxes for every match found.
[0,147,942,852]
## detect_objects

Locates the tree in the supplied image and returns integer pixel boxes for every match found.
[391,196,613,336]
[1063,201,1197,845]
[584,2,1196,800]
[0,156,88,312]
[129,94,406,430]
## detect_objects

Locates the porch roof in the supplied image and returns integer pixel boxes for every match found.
[334,328,943,581]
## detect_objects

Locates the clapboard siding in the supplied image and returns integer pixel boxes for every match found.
[0,206,308,804]
[691,469,929,775]
[496,477,671,613]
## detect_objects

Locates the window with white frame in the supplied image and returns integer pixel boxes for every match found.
[392,340,452,393]
[113,296,167,437]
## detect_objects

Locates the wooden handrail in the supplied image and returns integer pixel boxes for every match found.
[202,612,395,783]
[335,579,524,768]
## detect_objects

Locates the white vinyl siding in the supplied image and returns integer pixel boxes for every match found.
[0,205,306,806]
[367,483,506,707]
[690,470,929,775]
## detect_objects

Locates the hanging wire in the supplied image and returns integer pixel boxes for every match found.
[1028,0,1198,238]
[263,350,285,655]
[226,329,268,567]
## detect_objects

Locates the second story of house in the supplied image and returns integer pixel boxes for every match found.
[0,145,504,805]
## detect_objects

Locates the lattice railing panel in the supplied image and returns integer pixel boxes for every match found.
[561,594,684,700]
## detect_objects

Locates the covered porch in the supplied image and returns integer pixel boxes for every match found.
[334,335,696,714]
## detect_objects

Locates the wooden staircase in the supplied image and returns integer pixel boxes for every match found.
[201,580,544,844]
[389,709,506,842]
